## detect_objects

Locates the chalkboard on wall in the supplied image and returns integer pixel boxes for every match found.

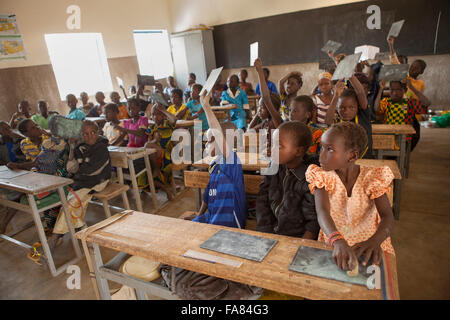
[213,0,449,69]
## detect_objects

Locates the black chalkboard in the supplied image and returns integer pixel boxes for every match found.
[213,0,450,69]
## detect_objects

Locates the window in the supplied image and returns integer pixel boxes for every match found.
[44,33,113,100]
[133,30,174,79]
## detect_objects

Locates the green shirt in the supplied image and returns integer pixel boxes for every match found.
[31,114,50,130]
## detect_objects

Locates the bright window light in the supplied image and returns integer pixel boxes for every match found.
[133,30,174,79]
[44,33,113,100]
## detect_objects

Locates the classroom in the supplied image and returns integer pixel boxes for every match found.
[0,0,449,303]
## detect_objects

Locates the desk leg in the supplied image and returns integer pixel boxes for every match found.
[195,188,202,211]
[405,140,412,179]
[117,168,130,210]
[128,159,143,212]
[91,243,111,300]
[27,194,57,276]
[143,153,159,210]
[57,187,82,259]
[393,179,402,220]
[399,134,406,179]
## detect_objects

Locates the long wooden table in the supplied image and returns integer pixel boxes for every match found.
[76,210,399,300]
[0,167,82,276]
[193,152,270,172]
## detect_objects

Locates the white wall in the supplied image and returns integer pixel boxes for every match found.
[168,0,366,33]
[0,0,172,69]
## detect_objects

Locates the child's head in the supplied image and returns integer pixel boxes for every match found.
[18,119,41,139]
[319,122,368,171]
[289,95,315,123]
[37,100,48,116]
[191,84,203,100]
[0,121,12,136]
[409,59,426,78]
[95,91,105,104]
[170,89,183,106]
[337,89,359,121]
[317,72,333,95]
[263,68,270,81]
[276,121,312,165]
[104,103,119,122]
[286,74,303,95]
[154,82,163,92]
[257,92,281,120]
[80,92,89,104]
[129,85,137,95]
[398,55,408,65]
[389,81,407,102]
[151,103,165,125]
[335,54,346,64]
[227,75,239,90]
[167,76,175,87]
[66,94,78,109]
[239,69,248,82]
[127,98,141,118]
[81,120,99,146]
[188,73,196,83]
[18,100,30,115]
[110,91,121,104]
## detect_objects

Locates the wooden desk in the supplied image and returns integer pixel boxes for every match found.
[108,146,158,211]
[86,117,106,123]
[0,167,82,276]
[76,211,399,300]
[372,124,416,179]
[148,119,195,129]
[247,95,260,116]
[193,152,270,172]
[211,105,237,122]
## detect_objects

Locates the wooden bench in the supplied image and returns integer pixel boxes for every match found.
[92,182,130,218]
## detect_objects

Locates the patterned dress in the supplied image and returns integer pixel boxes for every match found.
[305,164,395,254]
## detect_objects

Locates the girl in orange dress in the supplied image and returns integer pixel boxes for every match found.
[305,122,395,272]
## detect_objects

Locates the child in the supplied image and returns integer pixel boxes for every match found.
[186,84,209,131]
[306,122,395,271]
[79,92,94,115]
[279,71,303,120]
[184,73,196,102]
[167,89,190,120]
[17,119,50,162]
[31,100,50,130]
[145,103,179,200]
[312,72,334,124]
[239,69,254,95]
[326,79,373,158]
[256,121,320,238]
[210,75,226,106]
[248,92,281,131]
[163,76,178,97]
[88,91,107,117]
[65,94,86,120]
[255,67,278,96]
[186,90,247,229]
[110,91,129,120]
[120,98,149,147]
[0,121,24,165]
[103,103,127,146]
[221,75,249,130]
[48,120,111,249]
[9,100,32,129]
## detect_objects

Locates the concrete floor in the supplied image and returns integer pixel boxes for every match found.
[0,128,449,299]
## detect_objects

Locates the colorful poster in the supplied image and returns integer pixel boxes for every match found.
[0,14,26,60]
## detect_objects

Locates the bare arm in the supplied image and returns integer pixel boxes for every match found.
[374,80,385,115]
[325,80,345,126]
[388,37,401,65]
[254,58,283,128]
[157,104,178,125]
[249,113,261,130]
[349,75,368,110]
[407,79,431,106]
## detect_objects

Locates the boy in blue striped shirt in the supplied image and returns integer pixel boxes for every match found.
[186,90,247,229]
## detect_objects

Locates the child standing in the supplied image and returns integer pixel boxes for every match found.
[221,75,249,130]
[186,84,209,131]
[103,103,127,146]
[31,100,51,130]
[306,122,395,270]
[312,72,334,124]
[120,98,149,148]
[279,71,303,120]
[66,94,86,120]
[9,101,32,129]
[256,121,320,239]
[110,91,129,120]
[167,89,190,120]
[17,119,50,162]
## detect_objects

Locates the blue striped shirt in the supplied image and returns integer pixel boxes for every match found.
[193,151,247,228]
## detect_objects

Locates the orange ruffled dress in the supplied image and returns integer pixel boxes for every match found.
[305,164,395,255]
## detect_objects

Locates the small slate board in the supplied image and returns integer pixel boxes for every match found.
[321,40,342,54]
[379,64,409,82]
[374,51,391,61]
[137,74,155,86]
[200,229,278,262]
[387,20,405,39]
[331,52,362,80]
[201,67,224,96]
[148,92,169,106]
[289,246,379,286]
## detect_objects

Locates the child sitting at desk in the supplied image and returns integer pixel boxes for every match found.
[110,91,129,120]
[48,120,111,250]
[186,84,209,131]
[167,89,190,120]
[239,69,254,95]
[279,71,303,120]
[9,100,32,129]
[255,67,278,96]
[185,90,247,229]
[31,100,51,130]
[88,91,107,117]
[221,75,249,130]
[103,103,127,146]
[65,94,86,121]
[306,122,395,271]
[120,98,149,148]
[79,92,94,115]
[145,103,178,201]
[0,121,24,165]
[256,121,320,239]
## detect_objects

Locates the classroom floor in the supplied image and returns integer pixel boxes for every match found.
[0,128,449,300]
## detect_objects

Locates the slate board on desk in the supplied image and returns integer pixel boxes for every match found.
[289,246,380,286]
[200,229,278,262]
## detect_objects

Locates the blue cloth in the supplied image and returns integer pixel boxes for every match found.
[221,88,248,130]
[186,100,209,131]
[66,108,86,120]
[193,151,247,228]
[255,81,278,96]
[5,141,17,162]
